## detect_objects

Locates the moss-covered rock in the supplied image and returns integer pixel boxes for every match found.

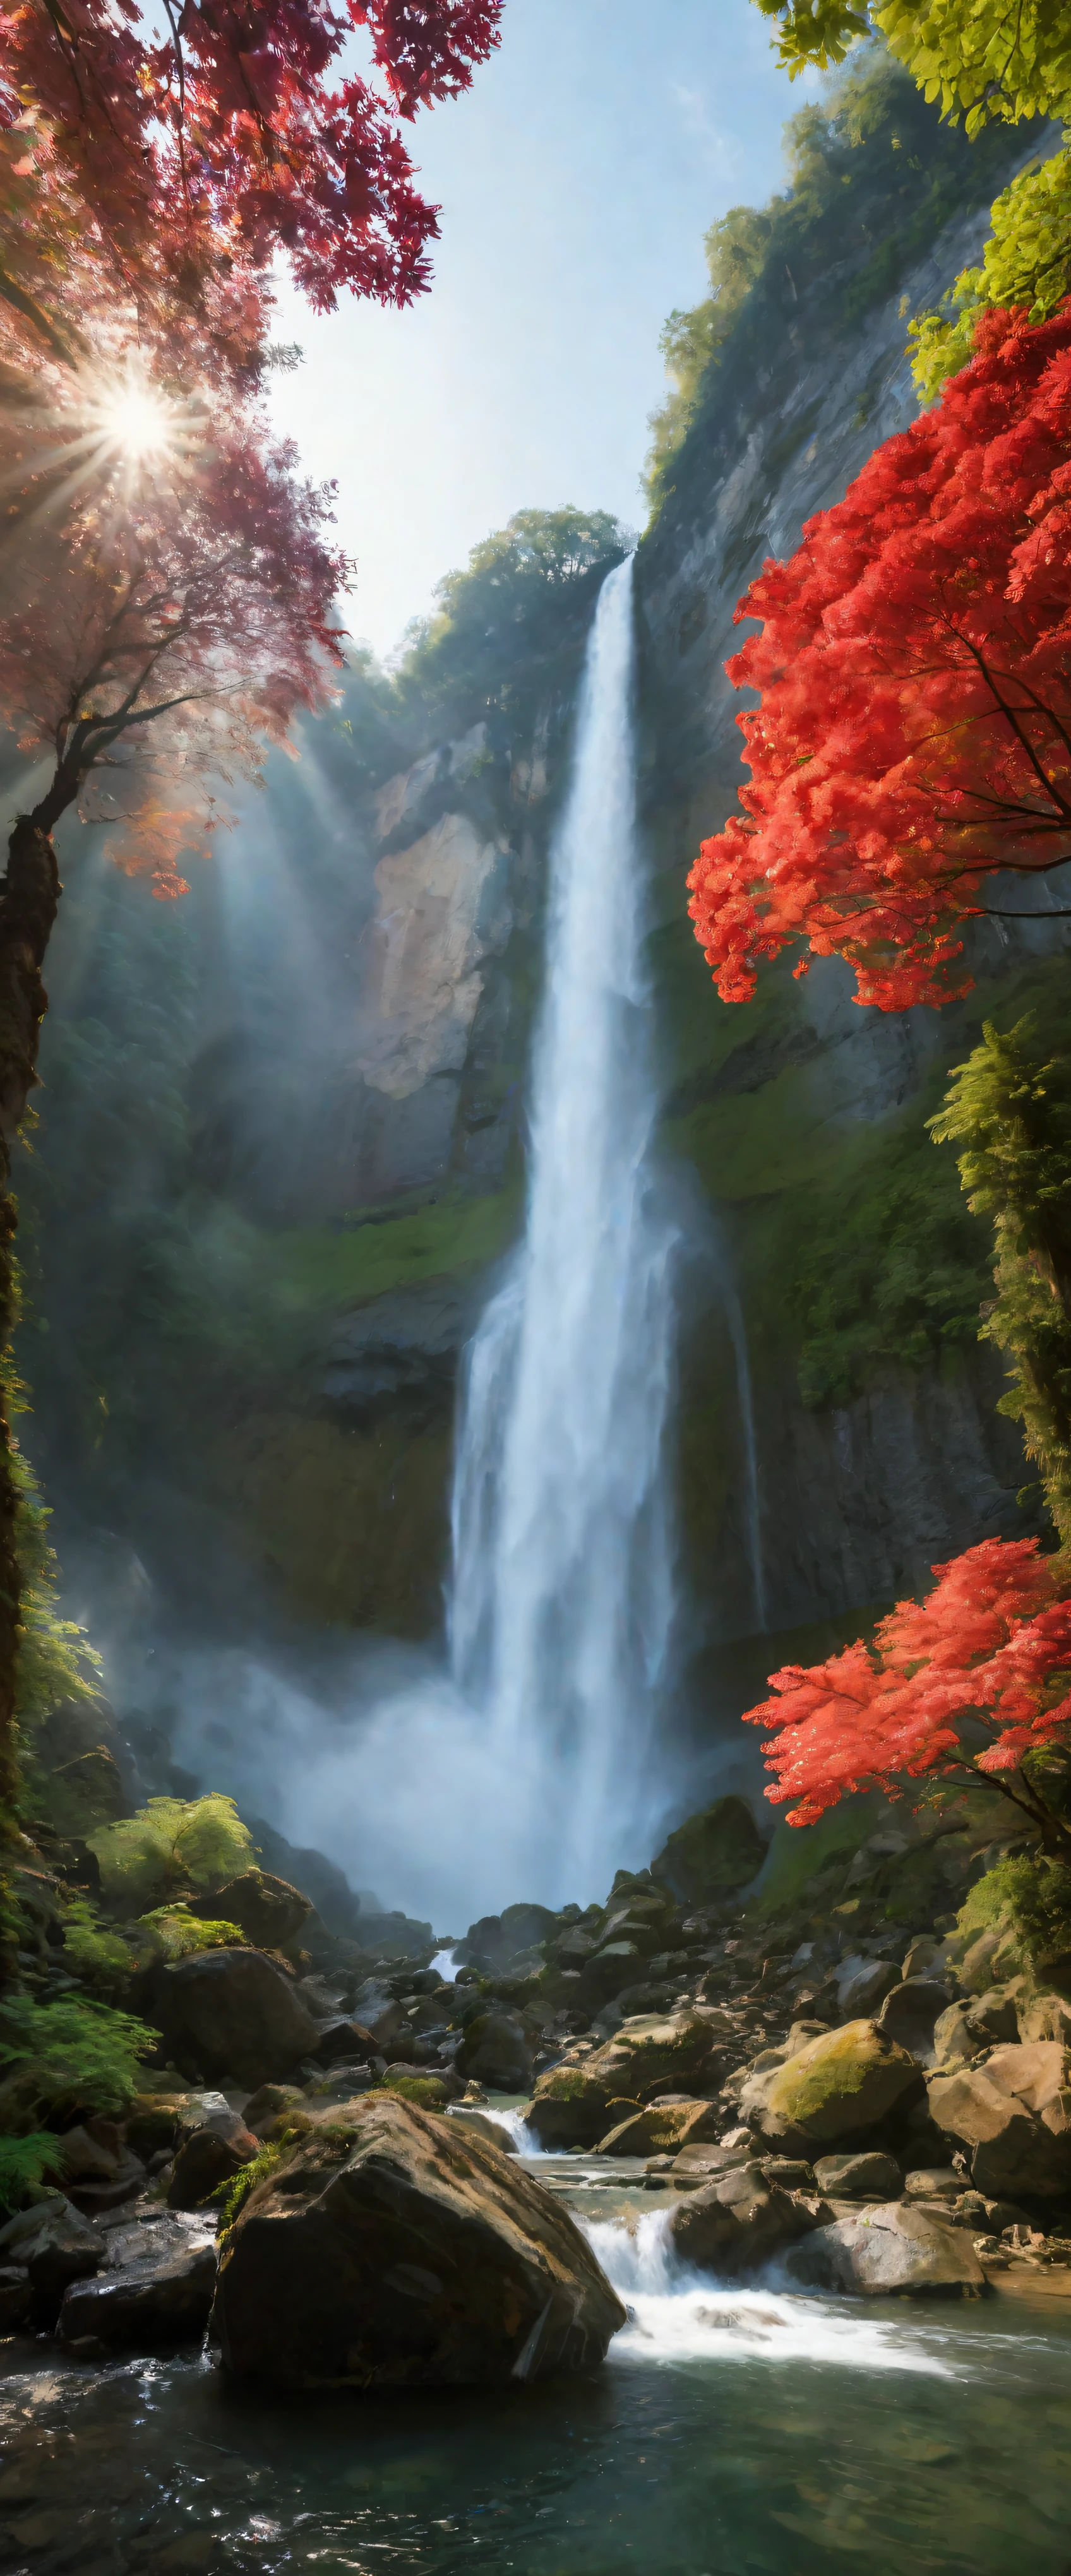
[750,2018,920,2146]
[527,2011,723,2149]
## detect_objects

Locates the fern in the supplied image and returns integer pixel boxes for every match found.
[0,2130,64,2214]
[0,1993,155,2119]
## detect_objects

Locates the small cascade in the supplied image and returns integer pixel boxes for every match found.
[583,2210,954,2375]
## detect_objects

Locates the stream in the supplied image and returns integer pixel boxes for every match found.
[3,2169,1070,2575]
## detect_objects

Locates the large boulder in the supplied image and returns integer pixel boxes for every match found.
[787,2201,985,2297]
[813,2150,902,2200]
[455,1904,558,1972]
[58,2215,217,2354]
[669,2164,814,2275]
[307,2018,380,2069]
[455,2010,534,2092]
[875,1979,953,2066]
[745,2020,920,2146]
[149,1946,319,2087]
[168,2114,258,2213]
[928,2042,1071,2198]
[528,2012,722,2149]
[210,2093,626,2388]
[835,1957,900,2021]
[0,2196,102,2310]
[186,1868,311,1951]
[651,1799,765,1907]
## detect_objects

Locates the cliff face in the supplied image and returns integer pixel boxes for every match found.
[634,197,1070,1658]
[24,170,1068,1711]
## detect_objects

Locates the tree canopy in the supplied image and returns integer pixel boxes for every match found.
[752,0,1071,128]
[396,508,628,719]
[744,1535,1071,1851]
[688,302,1071,1011]
[0,0,501,364]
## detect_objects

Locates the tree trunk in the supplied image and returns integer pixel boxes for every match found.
[0,816,61,1980]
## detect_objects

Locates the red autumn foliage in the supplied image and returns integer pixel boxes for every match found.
[0,362,348,891]
[688,303,1071,1013]
[0,0,501,333]
[743,1537,1071,1844]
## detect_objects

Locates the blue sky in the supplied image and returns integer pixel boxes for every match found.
[268,0,820,658]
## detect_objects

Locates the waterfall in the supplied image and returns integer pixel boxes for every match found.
[175,559,683,1925]
[448,555,682,1897]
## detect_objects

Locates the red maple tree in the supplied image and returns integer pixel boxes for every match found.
[688,302,1071,1013]
[0,0,501,359]
[743,1536,1071,1853]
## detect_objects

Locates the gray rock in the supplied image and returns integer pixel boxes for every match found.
[928,2044,1071,2200]
[446,2109,518,2154]
[931,2003,979,2070]
[786,2200,985,2296]
[813,2151,902,2200]
[902,2167,961,2202]
[836,1957,901,2020]
[669,2166,815,2275]
[0,2266,33,2332]
[150,1946,320,2088]
[58,2217,218,2353]
[0,2196,102,2303]
[210,2092,626,2388]
[308,2017,380,2068]
[876,1978,952,2066]
[455,2010,534,2093]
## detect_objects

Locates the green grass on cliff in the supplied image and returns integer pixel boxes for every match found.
[270,1188,522,1315]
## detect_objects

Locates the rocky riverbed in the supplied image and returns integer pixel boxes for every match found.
[5,1781,1071,2567]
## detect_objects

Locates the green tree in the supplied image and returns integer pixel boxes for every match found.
[397,508,628,722]
[909,142,1071,398]
[752,1,1071,128]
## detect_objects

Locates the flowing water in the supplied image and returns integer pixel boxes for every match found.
[164,555,684,1926]
[5,2195,1071,2574]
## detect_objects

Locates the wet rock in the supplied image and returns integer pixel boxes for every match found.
[308,2017,380,2068]
[745,2018,921,2147]
[787,2201,985,2297]
[57,2217,217,2354]
[167,2118,258,2213]
[875,1978,952,2065]
[455,2009,534,2092]
[813,2151,903,2200]
[186,1868,311,1951]
[928,2042,1071,2199]
[59,2118,147,2214]
[528,2012,722,2148]
[0,2197,102,2306]
[211,2092,626,2388]
[597,2096,715,2156]
[651,1799,766,1907]
[669,2165,813,2275]
[149,1946,319,2088]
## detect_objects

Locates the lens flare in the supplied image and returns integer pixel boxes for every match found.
[95,377,175,461]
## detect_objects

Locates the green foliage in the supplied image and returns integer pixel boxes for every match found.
[930,1017,1071,1541]
[61,1897,135,1989]
[90,1794,253,1914]
[216,2135,290,2229]
[749,1803,878,1919]
[3,1344,99,1753]
[645,44,1019,503]
[753,0,1071,127]
[957,1853,1071,1967]
[136,1905,246,1962]
[793,1111,992,1405]
[373,2072,450,2109]
[909,143,1071,399]
[395,508,627,725]
[0,2130,64,2214]
[0,1992,154,2122]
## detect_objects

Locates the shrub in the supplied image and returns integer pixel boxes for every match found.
[957,1855,1071,1975]
[89,1794,253,1914]
[0,1993,155,2125]
[61,1898,136,1991]
[136,1905,246,1963]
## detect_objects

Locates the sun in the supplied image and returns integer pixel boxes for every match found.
[95,374,176,462]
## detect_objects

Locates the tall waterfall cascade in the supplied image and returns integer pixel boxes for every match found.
[448,556,683,1897]
[172,560,685,1924]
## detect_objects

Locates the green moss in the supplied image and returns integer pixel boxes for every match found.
[957,1857,1071,1976]
[750,1803,879,1920]
[269,1187,522,1316]
[373,2073,451,2109]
